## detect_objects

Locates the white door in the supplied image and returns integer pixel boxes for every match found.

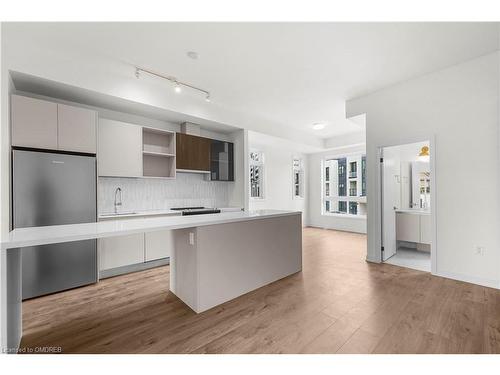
[382,148,401,261]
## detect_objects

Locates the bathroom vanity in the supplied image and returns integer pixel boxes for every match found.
[395,209,431,245]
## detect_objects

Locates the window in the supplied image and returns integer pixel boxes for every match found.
[322,153,366,217]
[361,156,366,196]
[338,201,347,213]
[292,158,304,199]
[349,161,357,178]
[349,181,357,196]
[250,151,264,199]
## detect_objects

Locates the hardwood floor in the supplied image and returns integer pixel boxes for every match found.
[20,227,500,354]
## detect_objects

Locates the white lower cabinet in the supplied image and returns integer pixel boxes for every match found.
[396,212,431,245]
[98,229,173,272]
[396,213,420,243]
[145,230,173,262]
[419,214,432,244]
[99,233,145,271]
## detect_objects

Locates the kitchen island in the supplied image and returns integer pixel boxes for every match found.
[1,210,302,350]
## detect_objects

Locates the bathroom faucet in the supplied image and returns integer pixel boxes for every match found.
[114,187,122,213]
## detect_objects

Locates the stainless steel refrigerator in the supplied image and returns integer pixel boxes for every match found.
[13,149,97,299]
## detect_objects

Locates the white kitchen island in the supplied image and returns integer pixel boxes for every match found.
[1,210,302,351]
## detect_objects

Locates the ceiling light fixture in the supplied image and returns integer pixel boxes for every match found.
[312,123,326,130]
[135,66,210,102]
[187,51,199,60]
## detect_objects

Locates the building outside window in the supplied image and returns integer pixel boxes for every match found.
[349,161,357,178]
[250,150,264,199]
[338,158,347,196]
[322,152,367,217]
[361,156,366,196]
[292,158,304,198]
[349,180,357,196]
[338,201,347,213]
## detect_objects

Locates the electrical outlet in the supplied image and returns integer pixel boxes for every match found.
[474,246,485,256]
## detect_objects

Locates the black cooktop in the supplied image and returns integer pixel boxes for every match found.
[170,207,221,216]
[170,207,206,211]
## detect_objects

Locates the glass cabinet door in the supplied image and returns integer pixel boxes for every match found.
[211,140,234,181]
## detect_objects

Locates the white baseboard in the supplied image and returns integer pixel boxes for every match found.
[365,255,381,263]
[306,223,367,234]
[435,270,500,289]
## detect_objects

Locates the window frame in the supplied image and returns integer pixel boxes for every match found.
[292,157,304,200]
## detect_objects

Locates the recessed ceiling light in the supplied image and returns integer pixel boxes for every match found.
[187,51,199,60]
[312,123,326,130]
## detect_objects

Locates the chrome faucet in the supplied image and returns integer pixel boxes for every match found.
[114,187,122,213]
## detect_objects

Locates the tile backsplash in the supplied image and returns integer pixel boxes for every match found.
[98,173,232,214]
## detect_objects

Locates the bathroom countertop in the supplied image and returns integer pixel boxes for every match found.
[395,209,431,215]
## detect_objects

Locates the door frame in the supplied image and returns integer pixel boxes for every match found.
[376,134,437,274]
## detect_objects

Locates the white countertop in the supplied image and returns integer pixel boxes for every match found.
[1,210,300,251]
[395,209,431,215]
[98,209,181,219]
[97,207,243,219]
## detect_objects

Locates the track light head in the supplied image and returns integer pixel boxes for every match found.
[205,94,211,102]
[174,82,182,93]
[135,68,140,79]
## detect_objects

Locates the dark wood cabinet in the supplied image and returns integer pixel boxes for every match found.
[211,140,234,181]
[176,133,211,171]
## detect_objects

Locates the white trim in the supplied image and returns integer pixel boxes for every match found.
[366,255,381,263]
[322,213,367,220]
[436,271,500,290]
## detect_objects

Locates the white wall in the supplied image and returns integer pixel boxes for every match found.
[248,132,308,225]
[347,52,500,288]
[307,143,367,234]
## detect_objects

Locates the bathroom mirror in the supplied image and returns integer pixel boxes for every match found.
[411,162,430,210]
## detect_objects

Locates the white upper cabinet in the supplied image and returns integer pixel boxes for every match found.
[11,95,97,153]
[98,118,143,177]
[11,95,58,150]
[58,104,97,153]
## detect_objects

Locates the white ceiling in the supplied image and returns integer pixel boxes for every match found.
[4,22,499,139]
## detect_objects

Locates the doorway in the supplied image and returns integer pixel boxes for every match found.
[380,140,433,272]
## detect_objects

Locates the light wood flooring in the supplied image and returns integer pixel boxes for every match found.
[20,227,500,353]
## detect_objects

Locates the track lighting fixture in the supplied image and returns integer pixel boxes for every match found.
[135,66,210,102]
